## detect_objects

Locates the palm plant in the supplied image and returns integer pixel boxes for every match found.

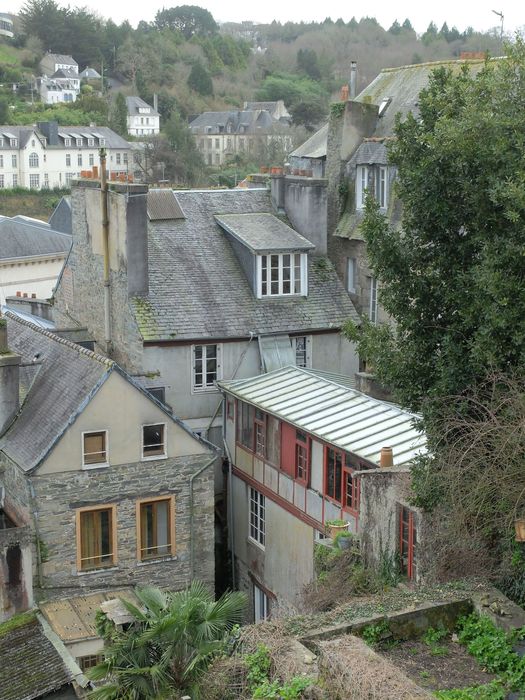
[88,581,247,699]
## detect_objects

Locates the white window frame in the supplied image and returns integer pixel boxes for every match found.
[64,138,71,147]
[249,487,265,549]
[0,175,4,188]
[292,335,312,368]
[141,423,167,461]
[29,174,39,189]
[12,154,17,168]
[357,165,388,210]
[66,153,71,166]
[347,257,357,293]
[12,174,17,187]
[369,277,378,324]
[356,165,368,209]
[256,253,308,298]
[191,344,222,393]
[0,155,3,167]
[28,152,39,168]
[253,582,269,622]
[82,430,109,469]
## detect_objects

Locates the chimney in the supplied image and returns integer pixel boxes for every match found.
[0,318,21,436]
[379,446,393,468]
[37,120,59,146]
[349,61,357,99]
[153,93,158,113]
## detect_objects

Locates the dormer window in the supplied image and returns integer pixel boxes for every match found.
[99,138,105,146]
[257,253,307,297]
[88,138,94,147]
[356,165,388,210]
[64,138,71,147]
[10,138,17,147]
[76,138,82,147]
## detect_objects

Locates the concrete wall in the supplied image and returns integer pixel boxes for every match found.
[358,467,423,579]
[232,474,315,616]
[0,256,67,304]
[279,177,328,253]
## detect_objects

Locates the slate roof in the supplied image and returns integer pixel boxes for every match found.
[290,123,328,159]
[0,126,37,149]
[355,58,486,138]
[126,95,159,117]
[355,140,388,165]
[147,189,185,221]
[132,188,359,342]
[189,109,276,134]
[215,213,315,253]
[42,53,78,66]
[0,314,113,471]
[0,615,73,700]
[0,218,71,261]
[80,67,101,79]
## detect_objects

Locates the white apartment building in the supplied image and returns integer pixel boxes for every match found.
[0,122,133,190]
[126,96,160,137]
[38,54,81,104]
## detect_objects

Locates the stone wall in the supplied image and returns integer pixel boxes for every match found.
[30,454,215,598]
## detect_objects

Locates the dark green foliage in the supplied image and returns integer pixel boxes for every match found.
[361,619,391,647]
[187,60,213,96]
[0,98,8,123]
[245,645,313,699]
[154,5,217,37]
[147,110,206,186]
[345,43,525,414]
[256,73,327,130]
[109,93,127,137]
[88,582,247,700]
[296,48,321,80]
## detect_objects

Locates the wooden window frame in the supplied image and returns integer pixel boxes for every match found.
[324,446,344,504]
[249,487,265,548]
[399,505,417,581]
[141,423,167,461]
[136,495,176,561]
[295,430,310,485]
[254,409,266,457]
[75,504,117,572]
[343,459,360,516]
[82,430,109,469]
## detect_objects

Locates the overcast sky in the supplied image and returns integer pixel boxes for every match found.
[8,0,521,35]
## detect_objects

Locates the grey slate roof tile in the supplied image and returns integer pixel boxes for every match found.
[0,314,113,471]
[0,218,71,261]
[0,616,73,700]
[132,189,359,341]
[215,213,315,252]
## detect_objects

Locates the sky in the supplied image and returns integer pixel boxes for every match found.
[7,0,521,35]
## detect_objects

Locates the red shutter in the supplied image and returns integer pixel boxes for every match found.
[280,422,296,477]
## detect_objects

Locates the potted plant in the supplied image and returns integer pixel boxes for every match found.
[326,519,349,540]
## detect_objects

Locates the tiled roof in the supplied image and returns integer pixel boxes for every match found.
[0,313,113,471]
[43,53,78,66]
[0,217,71,261]
[147,189,185,221]
[0,615,73,700]
[355,140,388,165]
[132,189,359,342]
[215,213,315,253]
[290,123,328,159]
[189,109,275,134]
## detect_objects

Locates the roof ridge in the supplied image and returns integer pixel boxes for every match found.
[4,311,114,368]
[380,57,487,73]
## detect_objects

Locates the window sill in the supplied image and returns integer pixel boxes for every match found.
[76,565,118,576]
[248,536,265,552]
[141,453,167,462]
[82,462,110,470]
[191,386,220,394]
[137,554,178,567]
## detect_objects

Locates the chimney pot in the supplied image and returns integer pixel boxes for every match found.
[380,446,393,468]
[349,61,357,99]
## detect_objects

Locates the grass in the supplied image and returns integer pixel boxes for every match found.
[0,610,36,637]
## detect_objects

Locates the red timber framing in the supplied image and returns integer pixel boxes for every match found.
[399,505,417,581]
[324,446,361,517]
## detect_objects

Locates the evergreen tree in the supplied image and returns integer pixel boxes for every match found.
[109,92,128,137]
[187,60,213,96]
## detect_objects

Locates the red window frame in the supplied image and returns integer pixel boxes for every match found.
[294,430,310,484]
[254,409,266,457]
[324,446,343,503]
[343,469,360,516]
[399,506,417,581]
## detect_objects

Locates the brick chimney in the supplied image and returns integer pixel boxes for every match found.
[0,318,21,436]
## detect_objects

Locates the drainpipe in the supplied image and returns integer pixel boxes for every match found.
[100,148,111,354]
[223,429,236,590]
[189,454,217,580]
[28,478,43,589]
[204,332,255,439]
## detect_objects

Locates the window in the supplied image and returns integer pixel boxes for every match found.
[116,153,121,165]
[295,430,310,483]
[215,138,220,148]
[399,506,417,581]
[66,154,71,166]
[78,655,103,672]
[77,153,82,166]
[76,505,116,571]
[142,424,166,459]
[28,152,39,167]
[356,165,388,210]
[253,583,269,622]
[347,257,357,293]
[238,401,255,450]
[0,175,3,188]
[369,277,378,324]
[147,387,166,404]
[192,344,221,392]
[99,138,105,146]
[325,447,343,502]
[76,138,82,147]
[343,454,359,513]
[29,174,39,189]
[249,488,265,547]
[43,173,49,188]
[88,138,94,147]
[89,153,94,166]
[137,496,175,560]
[65,172,74,185]
[12,174,17,187]
[10,138,17,147]
[258,253,307,297]
[254,408,266,457]
[64,138,71,147]
[82,431,108,467]
[0,155,3,168]
[292,336,311,368]
[123,153,128,164]
[12,155,17,168]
